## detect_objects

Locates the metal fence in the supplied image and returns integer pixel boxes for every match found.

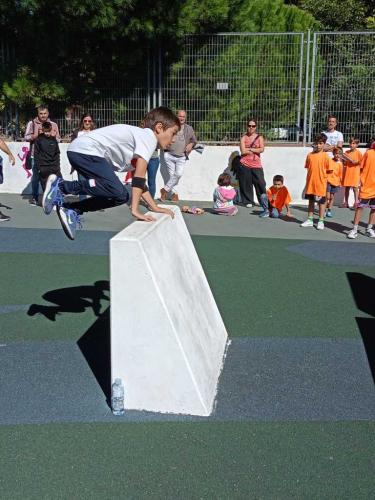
[1,31,374,144]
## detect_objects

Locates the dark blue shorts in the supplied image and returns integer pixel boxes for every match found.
[356,198,375,209]
[305,194,327,204]
[327,183,340,194]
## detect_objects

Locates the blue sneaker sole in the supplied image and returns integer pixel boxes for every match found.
[57,207,75,240]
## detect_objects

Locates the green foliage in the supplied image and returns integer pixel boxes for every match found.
[301,0,368,30]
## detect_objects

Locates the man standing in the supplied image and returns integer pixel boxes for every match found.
[25,105,60,205]
[322,115,344,152]
[160,109,196,201]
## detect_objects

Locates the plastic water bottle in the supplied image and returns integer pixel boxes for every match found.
[111,378,125,416]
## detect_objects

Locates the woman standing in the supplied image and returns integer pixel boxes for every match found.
[238,119,266,209]
[71,114,96,200]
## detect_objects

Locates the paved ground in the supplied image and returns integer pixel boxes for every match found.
[0,194,374,499]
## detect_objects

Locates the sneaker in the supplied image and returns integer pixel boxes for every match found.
[57,206,83,240]
[29,197,38,206]
[341,202,348,208]
[259,210,270,218]
[366,228,375,238]
[300,219,313,227]
[246,203,253,208]
[347,228,358,239]
[0,211,10,222]
[326,209,333,218]
[171,193,179,202]
[43,175,63,215]
[159,188,169,201]
[317,220,324,230]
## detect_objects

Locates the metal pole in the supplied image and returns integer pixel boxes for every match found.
[296,33,304,143]
[158,43,162,106]
[303,30,311,146]
[152,47,156,108]
[308,32,317,144]
[147,49,151,112]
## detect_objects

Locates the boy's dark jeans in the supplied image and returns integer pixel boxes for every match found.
[61,152,129,213]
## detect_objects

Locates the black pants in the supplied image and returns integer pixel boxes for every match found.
[61,152,129,213]
[38,165,62,192]
[237,165,266,205]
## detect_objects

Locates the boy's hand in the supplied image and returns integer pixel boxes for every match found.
[131,210,155,222]
[8,153,15,165]
[153,206,175,219]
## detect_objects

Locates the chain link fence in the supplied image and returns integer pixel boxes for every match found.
[1,31,374,144]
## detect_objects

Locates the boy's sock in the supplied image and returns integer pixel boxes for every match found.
[353,224,359,230]
[367,224,373,230]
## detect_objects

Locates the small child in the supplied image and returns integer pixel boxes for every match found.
[325,147,343,218]
[223,152,241,203]
[259,174,292,218]
[347,142,375,239]
[301,134,330,230]
[213,173,238,216]
[34,122,62,192]
[341,136,363,208]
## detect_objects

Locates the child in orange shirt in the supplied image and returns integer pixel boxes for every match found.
[301,134,330,230]
[347,143,375,239]
[341,137,362,208]
[259,174,291,218]
[325,147,343,218]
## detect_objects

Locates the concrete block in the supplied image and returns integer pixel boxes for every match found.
[110,206,228,416]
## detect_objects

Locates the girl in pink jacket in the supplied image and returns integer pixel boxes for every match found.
[213,173,238,216]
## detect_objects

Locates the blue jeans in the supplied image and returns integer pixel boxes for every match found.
[260,193,279,217]
[147,157,160,199]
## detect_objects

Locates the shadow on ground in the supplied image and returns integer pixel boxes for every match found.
[347,272,375,384]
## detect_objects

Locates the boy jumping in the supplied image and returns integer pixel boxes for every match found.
[42,107,179,239]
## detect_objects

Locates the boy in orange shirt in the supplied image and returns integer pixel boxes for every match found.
[325,147,343,218]
[347,143,375,239]
[301,134,330,230]
[259,174,291,218]
[342,137,362,208]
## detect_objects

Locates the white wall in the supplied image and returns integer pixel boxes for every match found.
[0,142,363,204]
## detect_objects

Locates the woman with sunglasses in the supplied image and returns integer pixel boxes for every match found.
[71,114,96,141]
[238,119,266,210]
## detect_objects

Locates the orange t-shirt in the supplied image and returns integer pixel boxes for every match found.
[342,149,362,187]
[359,149,375,199]
[304,151,330,196]
[267,186,291,212]
[327,158,343,187]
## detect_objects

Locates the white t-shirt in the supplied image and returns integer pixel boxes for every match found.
[322,129,344,146]
[68,125,157,171]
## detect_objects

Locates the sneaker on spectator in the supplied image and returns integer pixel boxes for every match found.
[366,228,375,238]
[43,175,63,215]
[341,202,349,208]
[326,209,333,218]
[57,206,83,240]
[300,219,313,227]
[246,203,253,208]
[259,210,270,218]
[316,220,324,230]
[171,193,179,202]
[0,211,10,222]
[347,229,358,239]
[29,197,38,206]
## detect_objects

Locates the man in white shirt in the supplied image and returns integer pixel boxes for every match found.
[42,107,179,240]
[322,115,344,152]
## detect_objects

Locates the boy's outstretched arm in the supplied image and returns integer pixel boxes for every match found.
[285,204,292,217]
[131,157,155,221]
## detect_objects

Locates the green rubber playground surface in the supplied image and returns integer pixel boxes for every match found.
[0,195,374,499]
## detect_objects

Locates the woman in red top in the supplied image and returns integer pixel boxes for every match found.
[238,118,266,209]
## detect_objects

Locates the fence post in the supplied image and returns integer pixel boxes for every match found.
[303,30,311,146]
[308,32,317,144]
[296,32,304,143]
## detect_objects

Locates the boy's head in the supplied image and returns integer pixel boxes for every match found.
[332,147,342,159]
[218,173,231,187]
[142,107,180,149]
[41,121,52,136]
[272,175,284,189]
[349,136,359,149]
[366,137,375,149]
[313,133,327,151]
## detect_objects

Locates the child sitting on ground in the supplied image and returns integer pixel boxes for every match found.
[259,174,292,218]
[213,173,238,216]
[347,142,375,239]
[325,147,343,218]
[341,136,362,208]
[301,134,330,230]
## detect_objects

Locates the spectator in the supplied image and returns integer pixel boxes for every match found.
[34,122,62,192]
[25,105,60,205]
[160,109,196,202]
[0,139,16,221]
[238,118,266,208]
[147,149,160,199]
[322,115,344,152]
[71,113,96,141]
